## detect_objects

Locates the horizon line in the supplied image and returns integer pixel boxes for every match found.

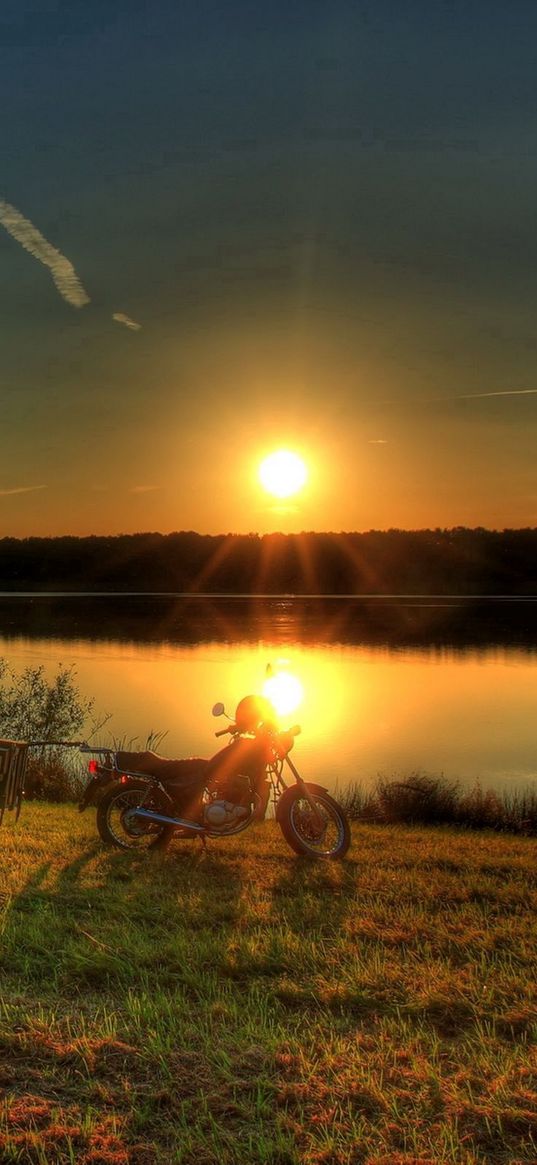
[1,524,537,541]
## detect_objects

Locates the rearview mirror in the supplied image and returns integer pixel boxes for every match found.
[212,702,225,717]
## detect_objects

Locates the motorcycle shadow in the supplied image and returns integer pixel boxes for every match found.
[269,851,360,939]
[5,839,246,985]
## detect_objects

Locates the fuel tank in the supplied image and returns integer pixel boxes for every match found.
[205,735,270,787]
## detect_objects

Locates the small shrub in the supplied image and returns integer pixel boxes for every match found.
[24,749,87,802]
[502,787,537,834]
[373,772,459,825]
[456,784,505,831]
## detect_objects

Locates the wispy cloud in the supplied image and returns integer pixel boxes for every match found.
[368,438,388,444]
[129,485,160,494]
[0,484,47,497]
[0,199,90,309]
[113,312,141,331]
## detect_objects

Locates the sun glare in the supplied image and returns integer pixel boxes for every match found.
[263,670,304,717]
[259,449,308,499]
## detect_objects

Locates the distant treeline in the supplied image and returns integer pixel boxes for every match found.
[1,528,537,595]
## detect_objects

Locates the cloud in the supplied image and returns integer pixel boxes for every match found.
[368,439,388,444]
[0,199,90,309]
[113,312,141,331]
[129,485,159,494]
[0,484,47,497]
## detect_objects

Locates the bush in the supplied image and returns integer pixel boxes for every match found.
[374,773,459,825]
[0,659,102,801]
[24,748,84,803]
[501,788,537,834]
[455,784,505,831]
[340,773,537,835]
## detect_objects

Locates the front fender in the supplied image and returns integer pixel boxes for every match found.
[275,782,328,824]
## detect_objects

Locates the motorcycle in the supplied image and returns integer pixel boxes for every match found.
[78,694,351,860]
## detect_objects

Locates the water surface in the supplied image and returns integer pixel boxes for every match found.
[1,596,536,794]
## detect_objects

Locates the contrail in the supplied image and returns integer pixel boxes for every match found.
[0,198,90,308]
[0,484,47,497]
[455,388,537,400]
[379,386,537,409]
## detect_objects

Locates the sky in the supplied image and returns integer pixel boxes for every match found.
[2,0,537,536]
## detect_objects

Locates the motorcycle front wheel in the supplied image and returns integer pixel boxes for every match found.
[279,789,351,860]
[96,780,176,851]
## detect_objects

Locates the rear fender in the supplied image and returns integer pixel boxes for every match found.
[78,776,116,812]
[275,782,328,824]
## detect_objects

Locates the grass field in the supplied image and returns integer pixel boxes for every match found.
[0,805,535,1165]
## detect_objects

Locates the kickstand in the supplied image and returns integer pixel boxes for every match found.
[198,835,207,850]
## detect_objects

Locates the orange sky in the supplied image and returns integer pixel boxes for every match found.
[2,3,537,537]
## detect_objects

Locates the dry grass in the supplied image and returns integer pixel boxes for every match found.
[0,803,535,1163]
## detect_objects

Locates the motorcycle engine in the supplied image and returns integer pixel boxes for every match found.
[204,799,249,829]
[204,770,254,830]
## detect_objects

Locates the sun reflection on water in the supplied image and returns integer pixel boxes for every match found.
[263,666,304,717]
[254,651,348,745]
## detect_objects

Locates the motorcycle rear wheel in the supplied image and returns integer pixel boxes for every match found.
[279,789,351,859]
[96,780,176,851]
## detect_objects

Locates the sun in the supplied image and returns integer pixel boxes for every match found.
[258,450,308,499]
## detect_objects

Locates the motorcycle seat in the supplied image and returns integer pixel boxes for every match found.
[115,751,208,786]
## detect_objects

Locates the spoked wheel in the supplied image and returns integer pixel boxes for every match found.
[96,780,176,851]
[279,789,351,860]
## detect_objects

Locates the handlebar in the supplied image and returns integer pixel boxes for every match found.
[214,722,301,740]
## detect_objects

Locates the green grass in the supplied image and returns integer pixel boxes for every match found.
[0,805,535,1164]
